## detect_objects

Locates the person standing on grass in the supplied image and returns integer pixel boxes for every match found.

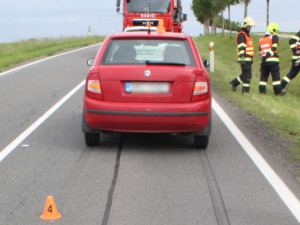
[258,23,285,96]
[230,17,255,93]
[281,30,300,90]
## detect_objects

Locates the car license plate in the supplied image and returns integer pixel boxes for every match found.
[125,82,169,94]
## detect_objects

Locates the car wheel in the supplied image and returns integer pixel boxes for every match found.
[194,135,209,149]
[85,133,100,146]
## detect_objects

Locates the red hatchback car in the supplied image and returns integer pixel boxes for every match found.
[82,31,211,148]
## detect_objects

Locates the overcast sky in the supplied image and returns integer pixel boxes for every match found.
[0,0,299,43]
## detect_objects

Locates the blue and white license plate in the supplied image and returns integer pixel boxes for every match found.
[125,82,169,94]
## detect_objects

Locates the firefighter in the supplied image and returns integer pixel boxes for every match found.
[230,16,255,93]
[281,30,300,90]
[258,23,285,95]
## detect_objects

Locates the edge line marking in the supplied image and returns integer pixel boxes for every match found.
[0,43,101,78]
[212,98,300,223]
[0,80,85,162]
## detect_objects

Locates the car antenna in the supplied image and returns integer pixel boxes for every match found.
[147,1,151,34]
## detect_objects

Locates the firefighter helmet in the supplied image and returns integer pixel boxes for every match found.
[241,17,255,28]
[267,23,279,34]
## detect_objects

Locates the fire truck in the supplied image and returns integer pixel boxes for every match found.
[116,0,187,33]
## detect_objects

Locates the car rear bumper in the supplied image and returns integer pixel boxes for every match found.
[83,98,211,133]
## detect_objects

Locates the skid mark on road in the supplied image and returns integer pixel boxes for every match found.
[101,134,125,225]
[199,150,231,225]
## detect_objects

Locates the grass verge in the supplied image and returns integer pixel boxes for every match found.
[0,36,105,72]
[194,34,300,160]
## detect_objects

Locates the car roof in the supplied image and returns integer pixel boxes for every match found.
[109,31,190,40]
[124,26,157,32]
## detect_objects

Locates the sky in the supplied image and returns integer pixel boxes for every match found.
[0,0,299,43]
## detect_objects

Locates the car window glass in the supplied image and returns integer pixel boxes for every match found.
[102,39,195,66]
[127,0,171,13]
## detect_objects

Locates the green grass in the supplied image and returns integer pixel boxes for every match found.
[0,36,105,72]
[193,34,300,160]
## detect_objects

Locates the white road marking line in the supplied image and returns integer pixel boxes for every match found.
[0,43,101,78]
[0,80,85,162]
[212,98,300,223]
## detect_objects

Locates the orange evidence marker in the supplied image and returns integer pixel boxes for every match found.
[40,196,62,220]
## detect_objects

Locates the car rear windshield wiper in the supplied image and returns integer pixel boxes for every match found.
[145,60,185,66]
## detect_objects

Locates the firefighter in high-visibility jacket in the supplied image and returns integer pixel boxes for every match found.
[230,17,255,93]
[258,23,285,95]
[281,30,300,90]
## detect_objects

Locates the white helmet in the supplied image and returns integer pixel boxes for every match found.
[241,17,255,28]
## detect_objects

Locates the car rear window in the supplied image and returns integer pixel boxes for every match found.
[101,39,196,66]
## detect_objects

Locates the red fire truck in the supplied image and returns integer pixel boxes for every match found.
[116,0,187,33]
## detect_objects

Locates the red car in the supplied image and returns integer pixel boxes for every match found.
[82,31,211,148]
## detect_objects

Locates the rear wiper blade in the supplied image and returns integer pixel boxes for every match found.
[145,60,185,66]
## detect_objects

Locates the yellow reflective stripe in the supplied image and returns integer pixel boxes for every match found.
[238,57,252,61]
[292,55,300,60]
[283,76,290,82]
[237,77,243,84]
[290,44,296,49]
[266,57,279,62]
[238,43,246,49]
[259,81,267,86]
[243,83,250,87]
[273,81,281,86]
[272,43,278,48]
[238,50,245,55]
[291,36,300,41]
[268,50,274,56]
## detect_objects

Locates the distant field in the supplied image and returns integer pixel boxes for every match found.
[194,34,300,160]
[0,36,105,72]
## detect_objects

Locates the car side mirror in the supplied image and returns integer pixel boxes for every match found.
[87,58,95,66]
[202,59,210,68]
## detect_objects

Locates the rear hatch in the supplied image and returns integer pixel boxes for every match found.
[99,65,197,103]
[98,36,199,103]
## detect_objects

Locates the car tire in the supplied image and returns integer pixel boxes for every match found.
[194,135,209,149]
[85,133,100,146]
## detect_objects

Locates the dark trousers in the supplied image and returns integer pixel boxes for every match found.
[231,62,252,92]
[281,63,300,89]
[259,62,282,95]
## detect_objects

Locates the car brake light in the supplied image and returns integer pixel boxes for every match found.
[88,80,101,93]
[192,76,208,102]
[86,73,103,100]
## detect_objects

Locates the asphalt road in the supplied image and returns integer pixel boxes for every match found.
[0,45,299,225]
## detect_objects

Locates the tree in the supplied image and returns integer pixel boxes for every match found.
[211,0,227,35]
[191,0,241,36]
[223,0,241,38]
[192,0,223,34]
[243,0,251,18]
[266,0,270,26]
[192,0,215,35]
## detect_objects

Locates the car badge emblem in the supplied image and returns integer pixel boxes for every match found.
[144,70,151,77]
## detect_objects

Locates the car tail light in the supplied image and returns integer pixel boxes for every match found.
[192,75,209,102]
[86,73,103,100]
